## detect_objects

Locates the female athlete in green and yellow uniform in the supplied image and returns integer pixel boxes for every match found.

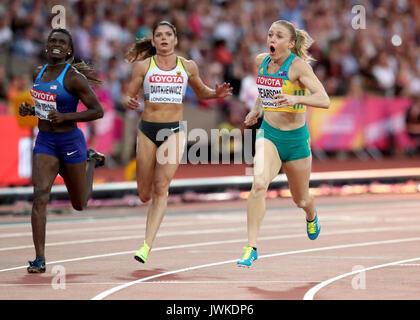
[238,20,330,267]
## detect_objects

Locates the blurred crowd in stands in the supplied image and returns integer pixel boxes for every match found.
[1,0,420,164]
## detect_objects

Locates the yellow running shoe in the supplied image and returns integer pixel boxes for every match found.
[134,240,151,263]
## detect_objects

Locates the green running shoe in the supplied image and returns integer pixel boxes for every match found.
[134,241,151,263]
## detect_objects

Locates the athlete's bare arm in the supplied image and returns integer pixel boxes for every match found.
[183,58,232,100]
[243,53,267,127]
[274,58,330,109]
[47,68,104,124]
[124,59,148,110]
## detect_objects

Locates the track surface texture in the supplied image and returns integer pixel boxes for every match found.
[1,193,419,301]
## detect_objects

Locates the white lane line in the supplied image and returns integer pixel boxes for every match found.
[91,236,420,300]
[303,257,420,300]
[0,218,240,239]
[0,219,369,252]
[0,210,296,238]
[2,224,420,273]
[1,201,419,230]
[1,218,420,253]
[0,280,322,287]
[2,204,420,242]
[3,207,420,251]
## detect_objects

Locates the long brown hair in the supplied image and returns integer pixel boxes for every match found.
[273,20,314,62]
[47,28,101,84]
[125,21,177,63]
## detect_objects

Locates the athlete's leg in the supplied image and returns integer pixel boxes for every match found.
[143,130,185,247]
[247,138,281,248]
[282,155,316,221]
[136,129,157,203]
[59,159,95,210]
[31,154,60,260]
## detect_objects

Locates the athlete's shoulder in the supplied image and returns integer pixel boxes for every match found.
[178,56,198,76]
[136,57,152,70]
[255,53,269,67]
[32,65,44,82]
[178,56,195,69]
[130,58,151,78]
[291,55,312,70]
[67,64,88,83]
[289,56,315,83]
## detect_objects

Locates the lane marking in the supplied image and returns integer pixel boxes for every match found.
[2,221,420,252]
[0,219,385,252]
[0,280,322,287]
[0,216,247,238]
[91,236,420,300]
[2,224,420,273]
[303,257,420,300]
[2,199,419,229]
[2,205,420,245]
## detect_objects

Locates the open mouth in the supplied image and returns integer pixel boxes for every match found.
[51,48,62,54]
[270,45,275,53]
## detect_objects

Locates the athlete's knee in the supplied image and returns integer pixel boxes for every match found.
[293,195,313,210]
[152,179,170,198]
[250,176,269,197]
[33,187,50,210]
[139,190,151,203]
[71,201,85,211]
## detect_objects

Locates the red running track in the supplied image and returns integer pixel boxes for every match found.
[0,193,420,300]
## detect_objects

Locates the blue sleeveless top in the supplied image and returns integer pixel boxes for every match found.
[30,63,79,120]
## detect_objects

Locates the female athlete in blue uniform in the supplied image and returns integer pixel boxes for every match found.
[19,28,105,273]
[124,21,232,264]
[237,20,330,267]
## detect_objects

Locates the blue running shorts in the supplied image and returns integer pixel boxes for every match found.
[33,127,87,164]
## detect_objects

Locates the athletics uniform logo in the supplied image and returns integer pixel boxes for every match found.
[149,74,184,104]
[30,88,57,120]
[256,75,283,109]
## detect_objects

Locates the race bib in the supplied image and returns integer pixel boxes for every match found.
[256,75,283,109]
[148,74,184,104]
[30,89,57,120]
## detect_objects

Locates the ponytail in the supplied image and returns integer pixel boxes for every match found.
[273,20,315,62]
[292,29,314,62]
[125,38,156,63]
[72,61,102,84]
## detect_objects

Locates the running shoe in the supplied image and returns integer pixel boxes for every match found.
[306,210,321,240]
[27,257,46,273]
[237,246,258,267]
[134,241,151,264]
[87,149,105,168]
